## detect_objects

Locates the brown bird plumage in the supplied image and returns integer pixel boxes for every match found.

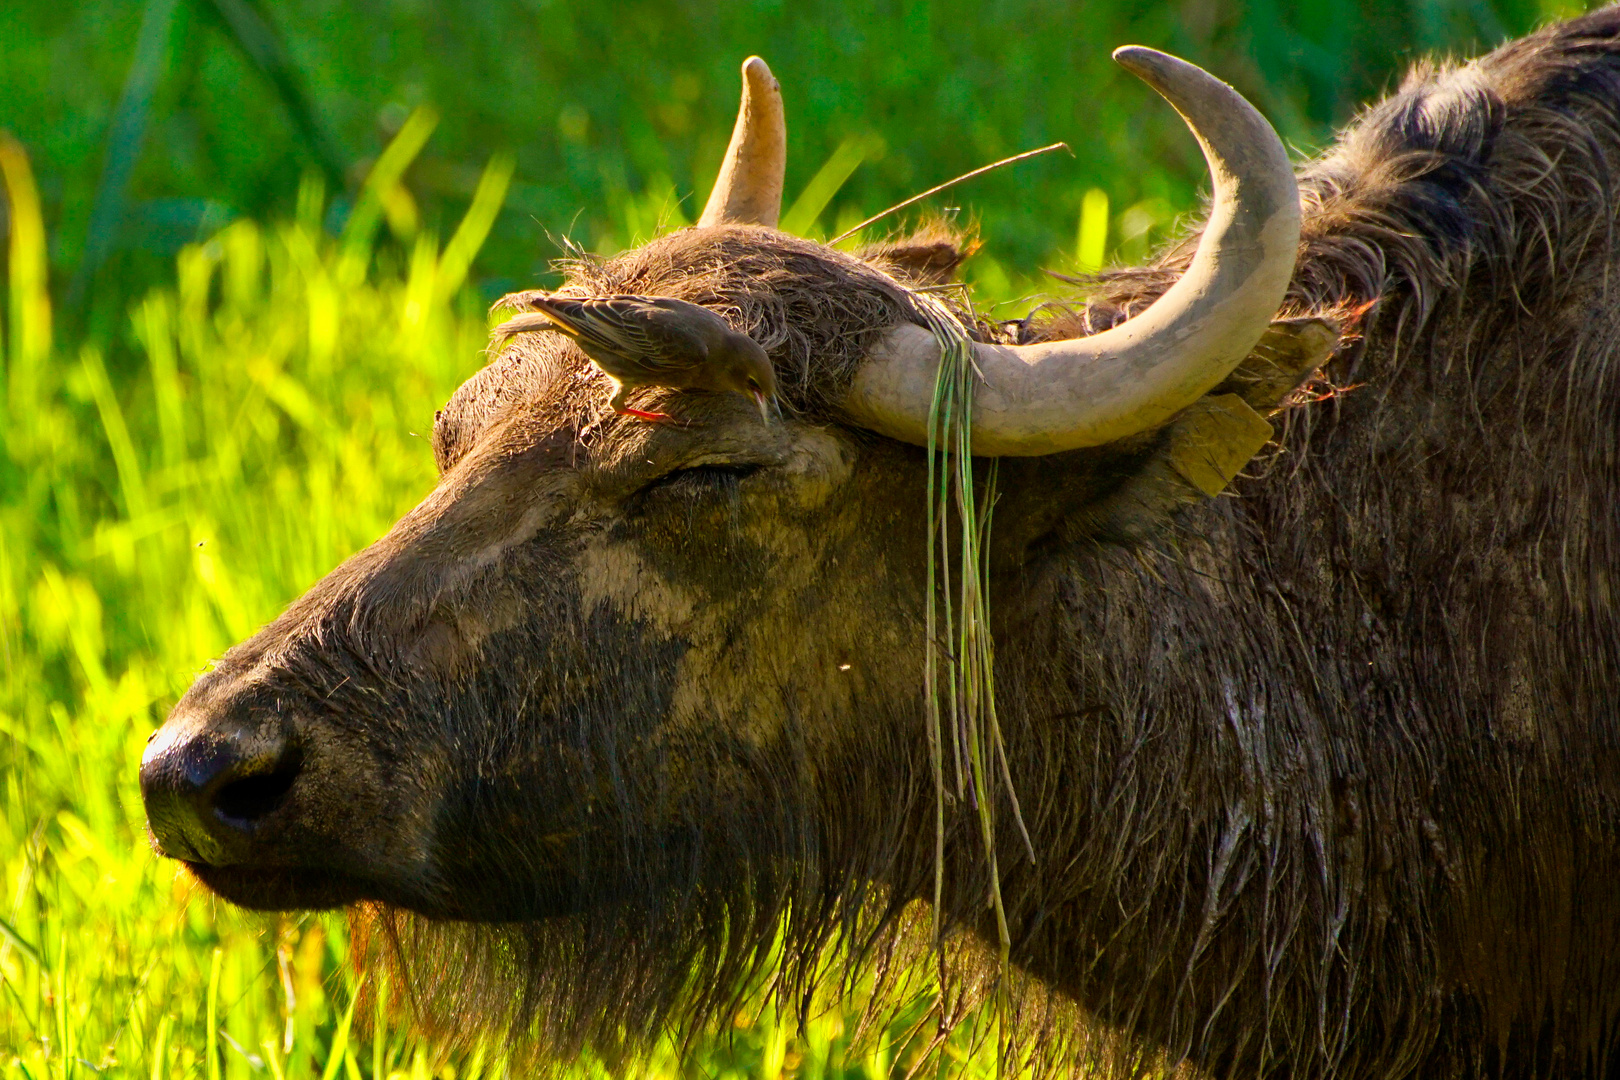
[492,294,777,422]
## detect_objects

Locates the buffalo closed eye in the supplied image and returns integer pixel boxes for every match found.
[636,462,762,499]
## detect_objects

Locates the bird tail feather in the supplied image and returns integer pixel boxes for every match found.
[490,307,574,347]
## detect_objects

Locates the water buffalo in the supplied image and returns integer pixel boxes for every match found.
[141,9,1620,1078]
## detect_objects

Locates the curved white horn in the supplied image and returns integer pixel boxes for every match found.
[843,47,1301,456]
[698,56,786,228]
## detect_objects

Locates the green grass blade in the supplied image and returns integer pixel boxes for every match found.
[319,978,363,1080]
[780,135,873,237]
[1076,187,1109,272]
[65,0,180,311]
[914,286,1027,1021]
[0,133,51,424]
[0,914,42,966]
[206,947,222,1080]
[201,0,349,191]
[372,967,388,1080]
[149,1014,170,1080]
[340,107,439,274]
[436,152,515,301]
[79,346,150,521]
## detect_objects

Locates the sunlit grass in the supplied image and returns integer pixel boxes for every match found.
[1,120,512,1077]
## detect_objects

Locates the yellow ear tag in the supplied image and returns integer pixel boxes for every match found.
[1165,392,1275,497]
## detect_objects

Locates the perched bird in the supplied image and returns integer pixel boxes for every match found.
[492,294,778,422]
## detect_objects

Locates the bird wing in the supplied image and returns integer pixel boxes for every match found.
[531,296,714,375]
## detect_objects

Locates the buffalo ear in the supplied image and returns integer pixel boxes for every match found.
[1088,317,1340,539]
[857,223,981,286]
[1209,317,1342,412]
[989,318,1340,563]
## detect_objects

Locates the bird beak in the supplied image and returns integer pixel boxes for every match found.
[753,389,773,424]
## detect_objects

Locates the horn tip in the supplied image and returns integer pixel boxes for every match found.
[741,55,779,92]
[1111,45,1175,80]
[1111,46,1245,114]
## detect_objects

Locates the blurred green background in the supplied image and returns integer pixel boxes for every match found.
[0,0,1603,1077]
[7,0,1599,330]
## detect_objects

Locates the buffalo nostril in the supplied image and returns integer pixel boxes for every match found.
[141,718,300,865]
[212,752,301,826]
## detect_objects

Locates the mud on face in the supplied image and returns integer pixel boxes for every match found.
[140,226,949,922]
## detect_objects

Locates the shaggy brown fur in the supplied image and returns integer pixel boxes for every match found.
[855,219,983,286]
[142,9,1620,1079]
[1008,8,1620,1077]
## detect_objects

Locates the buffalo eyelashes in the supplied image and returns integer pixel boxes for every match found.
[637,462,762,497]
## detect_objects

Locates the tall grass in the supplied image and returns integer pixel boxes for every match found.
[0,106,1019,1074]
[0,114,508,1076]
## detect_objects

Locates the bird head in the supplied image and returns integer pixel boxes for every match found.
[715,335,779,423]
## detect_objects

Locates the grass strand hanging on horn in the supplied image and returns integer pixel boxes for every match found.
[915,290,1035,979]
